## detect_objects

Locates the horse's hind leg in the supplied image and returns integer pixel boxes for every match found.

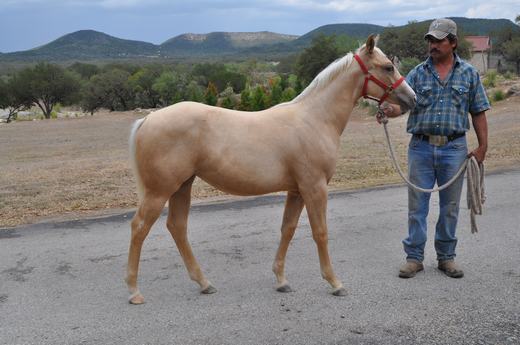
[272,191,304,292]
[166,176,216,294]
[126,193,168,304]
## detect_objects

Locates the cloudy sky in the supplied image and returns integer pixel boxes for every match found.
[1,0,518,52]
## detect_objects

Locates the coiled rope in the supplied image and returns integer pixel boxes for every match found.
[378,112,485,233]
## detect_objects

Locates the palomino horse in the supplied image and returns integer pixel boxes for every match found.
[126,35,416,304]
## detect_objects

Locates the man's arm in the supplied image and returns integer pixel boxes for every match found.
[470,111,488,163]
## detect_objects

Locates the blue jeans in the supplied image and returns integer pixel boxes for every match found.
[403,135,468,262]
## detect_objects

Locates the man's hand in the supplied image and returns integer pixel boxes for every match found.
[377,101,402,122]
[468,146,487,163]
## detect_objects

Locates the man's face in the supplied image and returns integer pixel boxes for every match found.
[427,36,455,60]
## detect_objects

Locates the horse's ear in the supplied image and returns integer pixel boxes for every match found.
[366,34,376,54]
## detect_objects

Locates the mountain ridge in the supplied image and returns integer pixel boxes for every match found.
[1,18,518,62]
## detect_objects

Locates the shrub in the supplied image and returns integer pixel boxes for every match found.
[483,70,497,88]
[493,89,505,102]
[399,57,421,76]
[503,71,515,80]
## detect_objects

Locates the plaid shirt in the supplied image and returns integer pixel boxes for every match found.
[405,54,490,136]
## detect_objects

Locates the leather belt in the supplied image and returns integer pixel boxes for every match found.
[413,133,465,146]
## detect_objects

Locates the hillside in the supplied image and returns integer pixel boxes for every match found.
[0,18,517,62]
[0,30,159,61]
[159,31,298,56]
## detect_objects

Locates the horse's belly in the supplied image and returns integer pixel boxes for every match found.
[197,165,293,196]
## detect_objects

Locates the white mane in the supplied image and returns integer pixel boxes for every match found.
[289,52,354,104]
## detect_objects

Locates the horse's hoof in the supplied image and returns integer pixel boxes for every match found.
[201,285,217,294]
[129,292,145,305]
[276,284,293,293]
[332,287,347,296]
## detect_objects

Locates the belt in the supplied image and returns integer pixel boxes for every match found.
[413,133,465,146]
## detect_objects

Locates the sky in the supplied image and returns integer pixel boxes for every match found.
[0,0,518,53]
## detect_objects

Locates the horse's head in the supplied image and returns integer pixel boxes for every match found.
[355,35,416,113]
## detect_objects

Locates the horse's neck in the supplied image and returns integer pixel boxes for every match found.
[300,70,361,137]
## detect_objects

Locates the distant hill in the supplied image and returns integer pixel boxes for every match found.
[159,31,298,56]
[0,18,517,62]
[442,17,520,36]
[293,23,385,47]
[0,30,159,61]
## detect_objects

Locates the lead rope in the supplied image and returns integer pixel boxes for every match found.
[377,110,485,233]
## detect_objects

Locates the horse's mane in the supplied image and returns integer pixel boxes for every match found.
[288,52,355,104]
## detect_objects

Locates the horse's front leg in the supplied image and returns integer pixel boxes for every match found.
[301,182,347,296]
[272,191,305,292]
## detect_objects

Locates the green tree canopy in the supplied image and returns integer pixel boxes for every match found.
[129,67,162,108]
[81,68,133,114]
[204,81,218,106]
[68,62,99,80]
[503,37,520,74]
[15,62,81,119]
[295,34,341,86]
[192,63,247,93]
[0,77,31,122]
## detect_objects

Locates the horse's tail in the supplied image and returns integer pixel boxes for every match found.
[129,117,147,203]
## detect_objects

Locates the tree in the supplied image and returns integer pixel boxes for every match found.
[129,67,162,108]
[192,63,247,93]
[81,68,133,113]
[0,77,30,122]
[269,76,283,106]
[280,87,297,103]
[503,37,520,74]
[186,81,204,103]
[250,85,268,111]
[295,34,341,85]
[16,63,81,119]
[204,82,218,106]
[68,62,99,80]
[220,85,236,109]
[238,84,252,110]
[152,71,185,106]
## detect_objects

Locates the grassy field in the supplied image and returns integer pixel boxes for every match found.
[1,95,519,228]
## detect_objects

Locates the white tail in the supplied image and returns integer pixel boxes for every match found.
[129,118,146,203]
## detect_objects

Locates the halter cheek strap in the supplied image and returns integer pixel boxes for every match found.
[354,54,405,105]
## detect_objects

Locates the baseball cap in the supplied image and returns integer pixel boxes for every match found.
[424,18,457,40]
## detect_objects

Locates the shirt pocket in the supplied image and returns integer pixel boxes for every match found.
[451,83,470,109]
[416,85,433,107]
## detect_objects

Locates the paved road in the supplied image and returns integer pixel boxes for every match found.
[1,170,519,345]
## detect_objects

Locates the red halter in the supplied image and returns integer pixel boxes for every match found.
[354,54,405,105]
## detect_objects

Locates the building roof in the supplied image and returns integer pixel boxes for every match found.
[466,36,491,52]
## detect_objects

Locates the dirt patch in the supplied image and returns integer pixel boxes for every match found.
[1,93,520,228]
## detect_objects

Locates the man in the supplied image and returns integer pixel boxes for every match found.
[381,18,490,278]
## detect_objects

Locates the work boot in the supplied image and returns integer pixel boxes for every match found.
[398,261,424,278]
[438,260,464,278]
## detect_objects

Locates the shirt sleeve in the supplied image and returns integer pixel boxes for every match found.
[469,71,490,115]
[405,68,416,91]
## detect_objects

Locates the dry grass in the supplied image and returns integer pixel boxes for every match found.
[1,94,520,228]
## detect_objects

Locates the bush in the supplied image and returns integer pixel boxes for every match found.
[399,57,421,76]
[503,71,515,80]
[493,89,505,102]
[483,70,498,88]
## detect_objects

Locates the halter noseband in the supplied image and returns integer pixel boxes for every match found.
[354,54,405,105]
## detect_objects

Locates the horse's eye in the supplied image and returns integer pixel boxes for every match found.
[385,65,394,73]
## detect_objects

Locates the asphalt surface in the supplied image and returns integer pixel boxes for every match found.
[1,170,519,345]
